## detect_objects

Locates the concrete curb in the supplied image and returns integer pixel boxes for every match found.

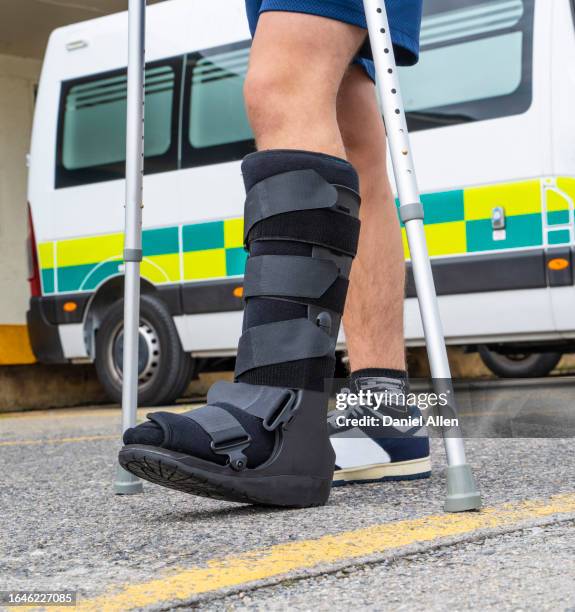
[0,363,108,412]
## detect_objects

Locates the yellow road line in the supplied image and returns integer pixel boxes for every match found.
[0,408,195,447]
[0,407,121,420]
[0,405,197,420]
[35,493,575,612]
[0,405,196,422]
[0,434,118,447]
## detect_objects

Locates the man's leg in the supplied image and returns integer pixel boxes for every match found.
[328,66,431,486]
[244,12,365,156]
[337,65,405,371]
[120,12,366,506]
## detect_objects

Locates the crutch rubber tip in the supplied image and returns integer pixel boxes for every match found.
[114,466,144,495]
[444,464,482,512]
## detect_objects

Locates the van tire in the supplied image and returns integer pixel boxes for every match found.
[95,295,193,406]
[478,346,562,378]
[171,351,196,400]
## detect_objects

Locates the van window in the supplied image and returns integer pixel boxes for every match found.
[401,0,534,131]
[189,47,252,148]
[182,41,255,168]
[55,0,535,186]
[56,59,181,188]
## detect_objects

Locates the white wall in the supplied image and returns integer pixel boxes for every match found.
[0,53,41,324]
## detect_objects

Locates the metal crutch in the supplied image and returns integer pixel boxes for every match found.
[363,0,482,511]
[114,0,146,494]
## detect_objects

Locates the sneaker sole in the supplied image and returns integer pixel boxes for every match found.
[332,456,432,486]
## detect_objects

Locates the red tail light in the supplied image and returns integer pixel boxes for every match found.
[27,204,41,297]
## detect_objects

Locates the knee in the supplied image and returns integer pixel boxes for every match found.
[244,66,293,135]
[244,65,334,138]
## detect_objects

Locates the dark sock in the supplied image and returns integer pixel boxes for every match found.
[348,368,429,454]
[350,368,407,392]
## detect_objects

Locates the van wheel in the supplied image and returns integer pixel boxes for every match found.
[478,346,562,378]
[95,294,194,406]
[172,350,197,399]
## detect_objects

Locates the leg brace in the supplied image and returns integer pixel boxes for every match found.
[236,149,361,391]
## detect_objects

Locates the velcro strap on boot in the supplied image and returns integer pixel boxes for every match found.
[183,406,251,470]
[234,318,335,378]
[208,381,299,431]
[243,255,348,314]
[244,255,339,299]
[247,210,360,256]
[244,170,360,244]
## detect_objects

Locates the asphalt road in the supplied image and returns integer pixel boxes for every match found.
[1,377,574,611]
[203,521,575,612]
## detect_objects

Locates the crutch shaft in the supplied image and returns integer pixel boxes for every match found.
[404,221,450,380]
[115,0,146,495]
[121,263,141,435]
[363,0,481,510]
[363,0,457,379]
[124,0,145,258]
[405,221,467,465]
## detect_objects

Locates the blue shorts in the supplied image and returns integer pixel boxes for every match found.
[245,0,423,81]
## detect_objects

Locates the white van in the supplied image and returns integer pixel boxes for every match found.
[27,0,575,405]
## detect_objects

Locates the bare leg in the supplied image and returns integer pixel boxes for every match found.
[246,15,405,371]
[338,66,406,371]
[244,12,366,156]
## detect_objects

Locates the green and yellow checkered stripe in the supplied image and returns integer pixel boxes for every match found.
[38,219,247,295]
[38,178,575,295]
[398,178,575,258]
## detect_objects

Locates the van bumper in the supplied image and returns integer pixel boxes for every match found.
[27,297,67,364]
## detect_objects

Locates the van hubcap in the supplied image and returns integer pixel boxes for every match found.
[110,320,161,389]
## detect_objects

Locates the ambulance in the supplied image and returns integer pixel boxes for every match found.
[27,0,575,404]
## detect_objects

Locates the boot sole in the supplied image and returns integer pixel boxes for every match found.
[332,456,432,486]
[119,445,332,508]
